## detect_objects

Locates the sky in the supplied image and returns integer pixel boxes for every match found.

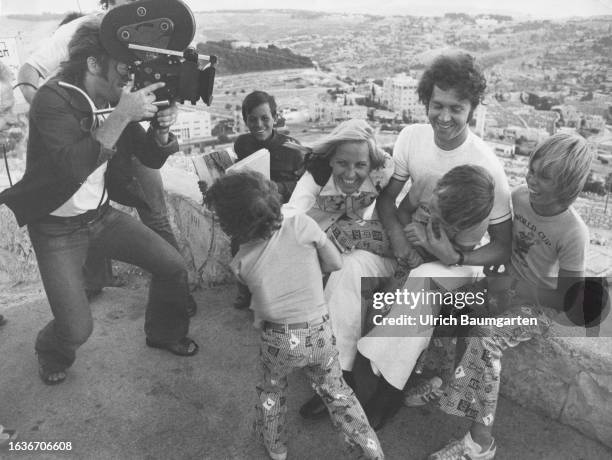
[1,0,612,18]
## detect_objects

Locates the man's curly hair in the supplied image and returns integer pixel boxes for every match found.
[417,52,487,110]
[203,171,283,243]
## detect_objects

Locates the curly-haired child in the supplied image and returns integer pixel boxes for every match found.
[204,171,384,460]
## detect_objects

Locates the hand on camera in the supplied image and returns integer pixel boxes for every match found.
[154,103,178,132]
[115,80,165,122]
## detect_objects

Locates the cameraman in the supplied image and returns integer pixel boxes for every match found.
[0,18,199,385]
[17,0,197,315]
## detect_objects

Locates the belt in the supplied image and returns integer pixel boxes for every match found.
[41,201,110,225]
[263,314,329,332]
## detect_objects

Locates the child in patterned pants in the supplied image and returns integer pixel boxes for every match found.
[426,133,594,460]
[204,171,384,460]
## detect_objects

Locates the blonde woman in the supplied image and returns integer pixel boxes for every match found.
[283,119,397,419]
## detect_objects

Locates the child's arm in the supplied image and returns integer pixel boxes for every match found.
[317,238,343,273]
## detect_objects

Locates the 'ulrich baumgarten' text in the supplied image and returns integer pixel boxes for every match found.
[371,314,538,328]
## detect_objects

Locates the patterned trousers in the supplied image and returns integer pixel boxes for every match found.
[436,302,553,427]
[255,319,384,459]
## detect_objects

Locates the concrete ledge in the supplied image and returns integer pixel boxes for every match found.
[0,206,39,285]
[160,166,233,287]
[0,165,233,288]
[502,332,612,448]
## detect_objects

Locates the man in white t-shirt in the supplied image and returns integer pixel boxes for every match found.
[356,51,512,430]
[16,0,197,315]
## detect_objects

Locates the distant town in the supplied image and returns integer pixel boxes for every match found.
[1,10,611,195]
[147,11,611,195]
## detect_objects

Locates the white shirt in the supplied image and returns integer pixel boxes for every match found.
[393,124,512,226]
[26,15,95,80]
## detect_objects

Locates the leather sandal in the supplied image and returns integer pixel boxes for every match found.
[146,337,199,356]
[38,363,67,386]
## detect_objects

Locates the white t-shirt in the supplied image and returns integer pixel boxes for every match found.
[50,163,108,216]
[510,185,589,289]
[28,14,109,217]
[230,213,329,324]
[26,14,95,80]
[393,124,512,227]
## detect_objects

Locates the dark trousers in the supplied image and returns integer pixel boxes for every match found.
[84,157,180,290]
[28,207,190,371]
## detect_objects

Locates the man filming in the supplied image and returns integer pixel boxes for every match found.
[0,18,199,385]
[17,0,198,315]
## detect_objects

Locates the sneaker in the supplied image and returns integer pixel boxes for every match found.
[265,444,288,460]
[429,432,496,460]
[404,376,443,407]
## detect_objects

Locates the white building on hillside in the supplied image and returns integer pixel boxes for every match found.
[382,74,425,119]
[170,108,212,142]
[309,101,367,122]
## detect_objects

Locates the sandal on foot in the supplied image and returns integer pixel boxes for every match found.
[146,337,199,356]
[38,364,67,386]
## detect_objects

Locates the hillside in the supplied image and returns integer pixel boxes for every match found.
[196,40,313,75]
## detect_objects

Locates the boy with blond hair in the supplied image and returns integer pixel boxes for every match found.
[427,133,593,460]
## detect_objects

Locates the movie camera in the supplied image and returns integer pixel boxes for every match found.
[98,0,216,107]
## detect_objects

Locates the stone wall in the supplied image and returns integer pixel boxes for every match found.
[0,165,233,288]
[0,206,39,285]
[502,332,612,448]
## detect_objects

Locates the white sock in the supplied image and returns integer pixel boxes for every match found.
[465,432,483,453]
[465,431,493,453]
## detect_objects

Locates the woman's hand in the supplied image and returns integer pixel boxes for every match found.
[404,222,427,247]
[390,233,424,268]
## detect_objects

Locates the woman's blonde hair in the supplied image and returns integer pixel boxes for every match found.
[305,119,386,185]
[530,133,593,206]
[311,119,386,168]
